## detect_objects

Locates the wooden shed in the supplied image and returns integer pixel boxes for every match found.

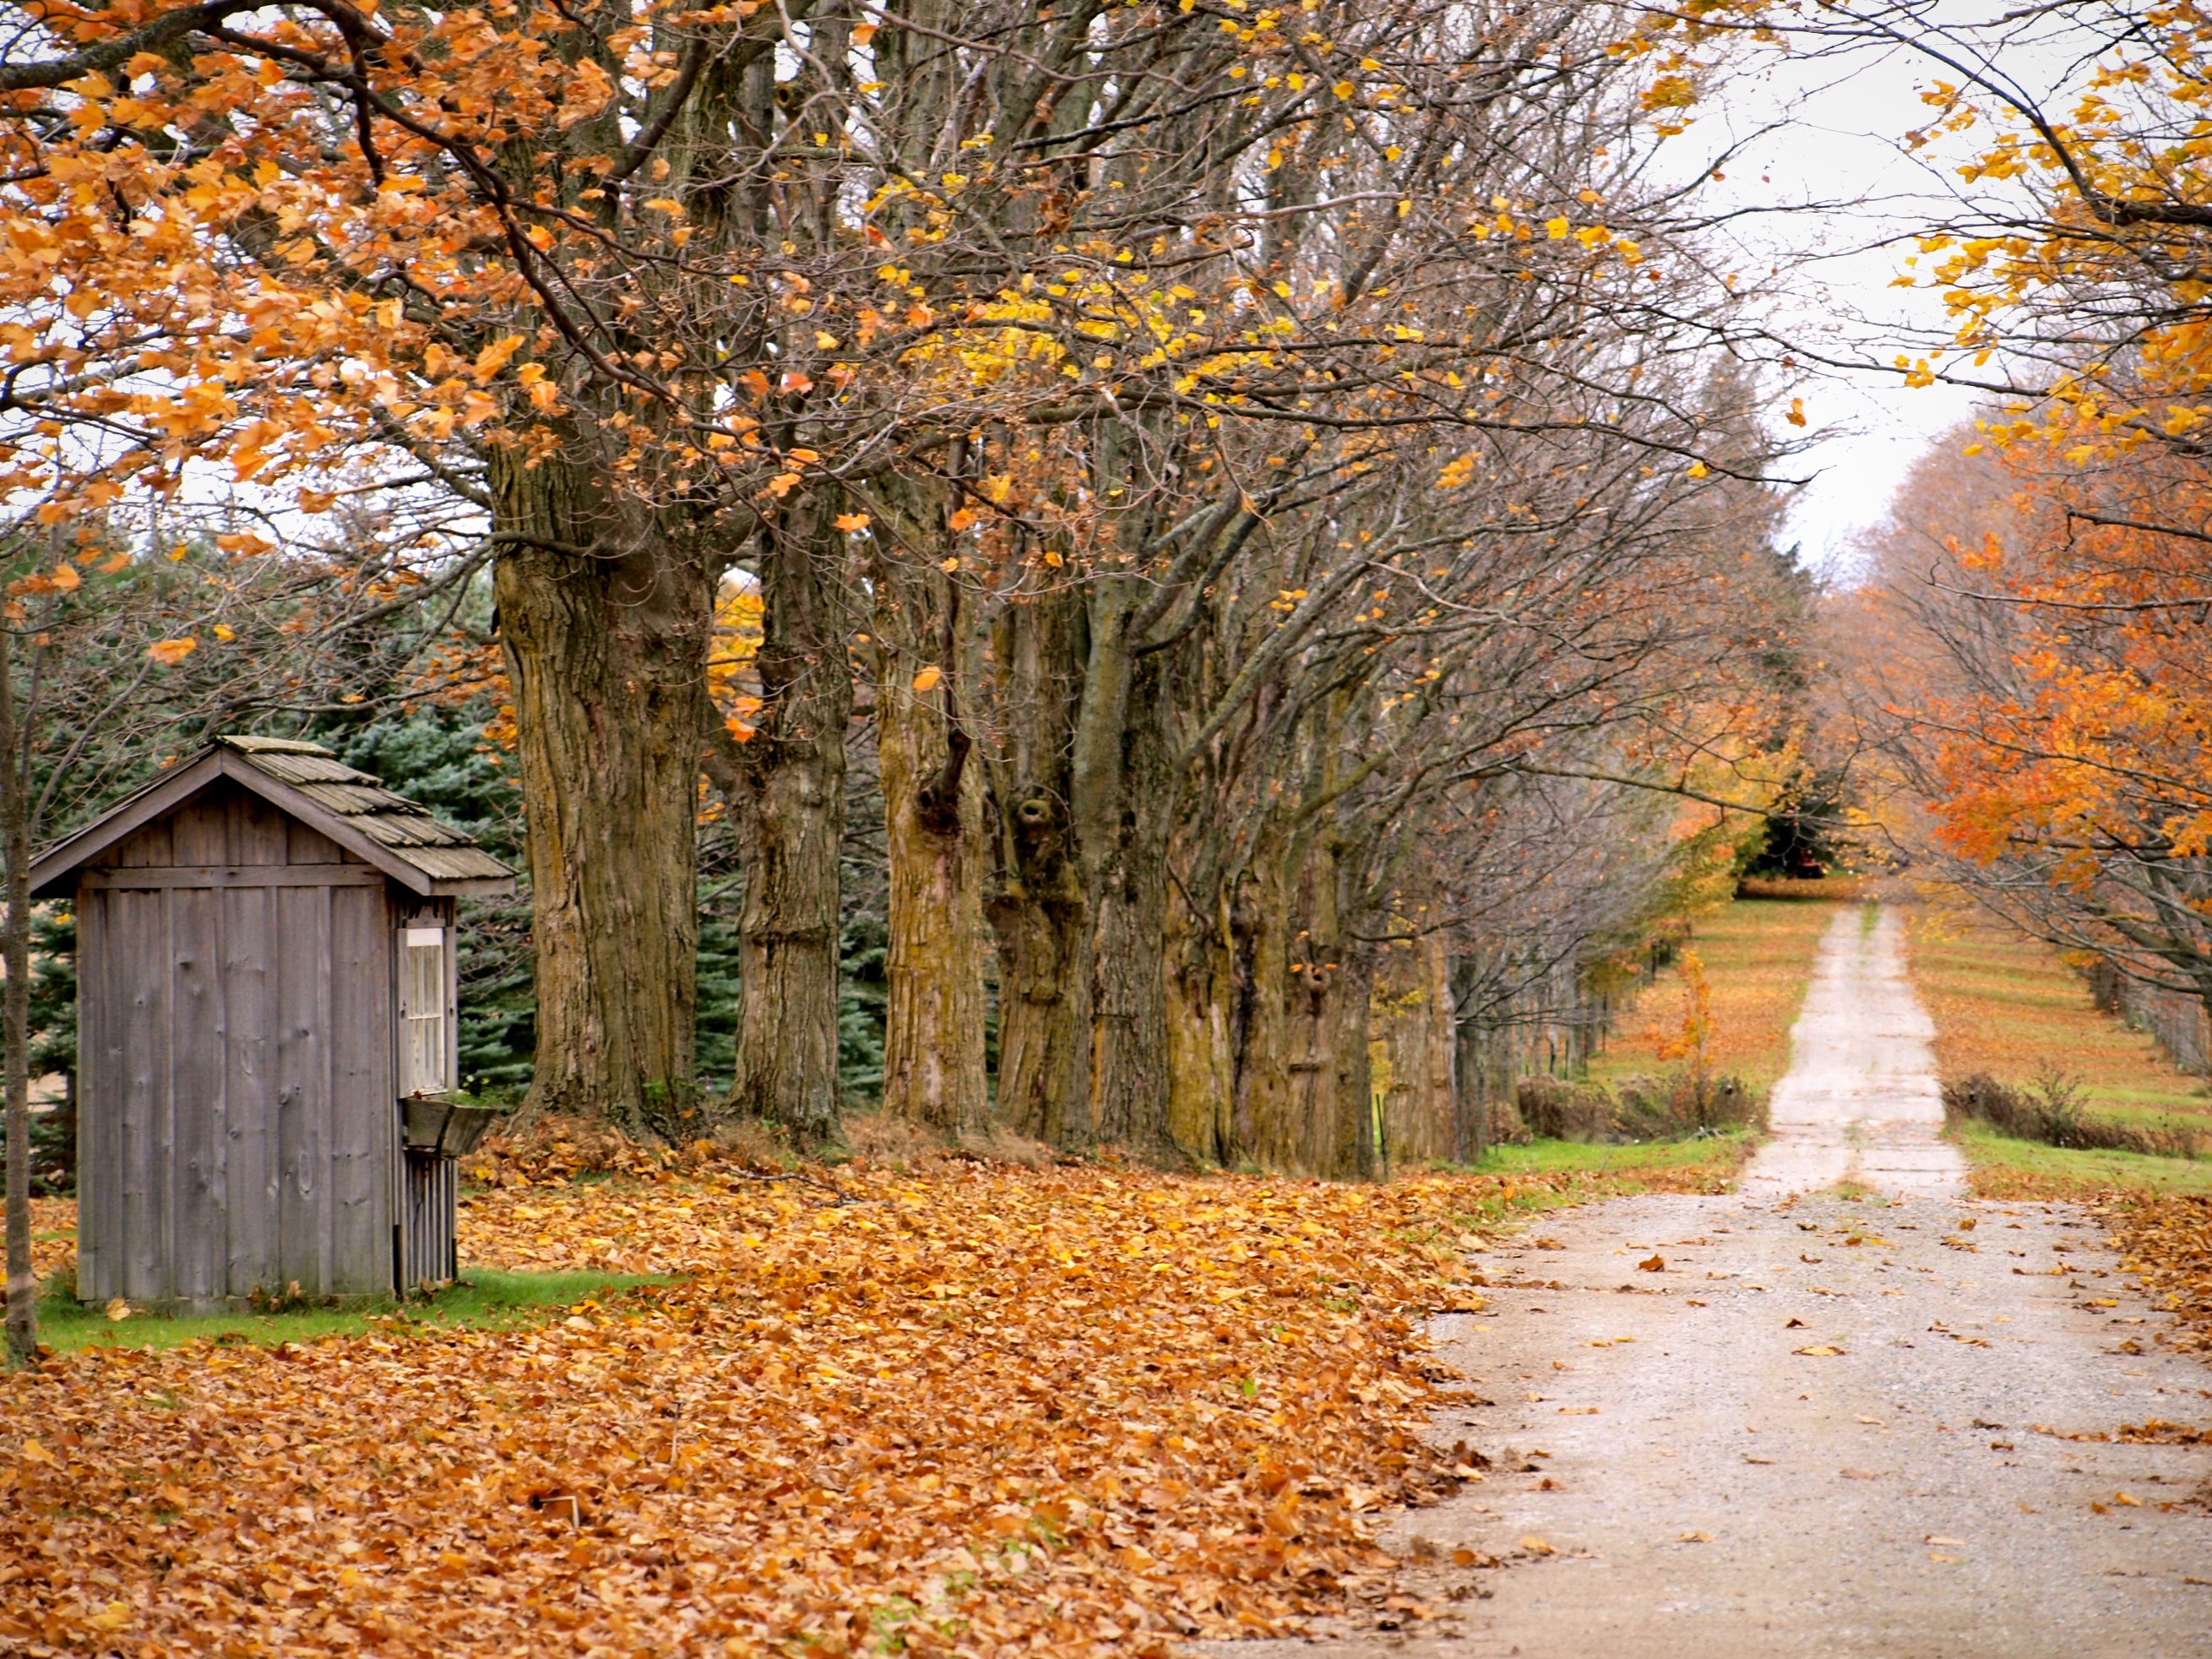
[29,736,514,1308]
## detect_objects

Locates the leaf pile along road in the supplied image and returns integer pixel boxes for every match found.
[2111,1194,2212,1359]
[0,1156,1722,1656]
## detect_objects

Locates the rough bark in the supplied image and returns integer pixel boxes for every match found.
[3,628,32,1368]
[987,811,1089,1146]
[875,568,989,1139]
[492,446,709,1140]
[982,585,1091,1147]
[1372,922,1456,1170]
[726,496,853,1147]
[1068,582,1176,1158]
[1164,873,1235,1166]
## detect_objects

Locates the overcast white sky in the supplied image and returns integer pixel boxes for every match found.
[1690,34,2007,582]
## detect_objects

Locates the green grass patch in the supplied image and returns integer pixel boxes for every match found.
[35,1268,670,1355]
[1951,1119,2212,1201]
[1476,1132,1755,1178]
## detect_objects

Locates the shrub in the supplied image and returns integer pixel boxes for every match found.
[1514,1070,1760,1145]
[1941,1068,2205,1159]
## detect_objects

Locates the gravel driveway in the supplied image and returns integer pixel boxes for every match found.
[1214,905,2212,1657]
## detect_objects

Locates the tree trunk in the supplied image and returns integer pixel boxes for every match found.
[1285,941,1377,1180]
[492,449,709,1141]
[1068,584,1174,1157]
[3,630,34,1368]
[987,850,1089,1146]
[981,586,1090,1149]
[727,495,853,1147]
[876,610,989,1139]
[1372,924,1455,1169]
[1235,839,1301,1172]
[1165,873,1235,1165]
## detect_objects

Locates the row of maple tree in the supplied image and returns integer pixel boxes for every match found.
[0,0,1815,1199]
[8,0,2207,1364]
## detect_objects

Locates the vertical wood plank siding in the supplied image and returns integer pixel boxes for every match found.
[77,780,397,1305]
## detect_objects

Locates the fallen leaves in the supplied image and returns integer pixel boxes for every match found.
[0,1157,1630,1656]
[1637,1254,1665,1272]
[1791,1344,1845,1357]
[2106,1194,2212,1356]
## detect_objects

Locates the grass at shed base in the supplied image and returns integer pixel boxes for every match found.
[1951,1121,2212,1204]
[35,1267,667,1354]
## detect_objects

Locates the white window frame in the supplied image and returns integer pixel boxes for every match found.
[397,925,451,1096]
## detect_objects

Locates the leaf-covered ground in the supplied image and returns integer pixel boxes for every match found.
[1,1151,1734,1656]
[2111,1193,2212,1358]
[1963,1156,2212,1359]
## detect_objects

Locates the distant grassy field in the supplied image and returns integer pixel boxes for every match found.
[1905,902,2211,1129]
[1590,894,1851,1101]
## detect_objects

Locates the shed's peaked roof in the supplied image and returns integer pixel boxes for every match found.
[29,736,514,899]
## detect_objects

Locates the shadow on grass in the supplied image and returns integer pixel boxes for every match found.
[37,1268,673,1355]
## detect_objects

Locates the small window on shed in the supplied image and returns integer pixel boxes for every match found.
[399,927,449,1096]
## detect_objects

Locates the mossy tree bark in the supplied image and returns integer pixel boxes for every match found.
[873,535,989,1139]
[492,445,709,1141]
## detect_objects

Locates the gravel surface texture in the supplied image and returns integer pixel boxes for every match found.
[1211,905,2212,1657]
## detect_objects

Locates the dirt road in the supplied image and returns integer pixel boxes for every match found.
[1220,904,2212,1657]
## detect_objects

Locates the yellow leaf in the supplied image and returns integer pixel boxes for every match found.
[1792,1344,1845,1357]
[148,639,198,666]
[834,513,871,533]
[1546,216,1570,239]
[104,1297,131,1321]
[911,665,943,692]
[48,562,80,593]
[764,473,802,498]
[1687,460,1709,479]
